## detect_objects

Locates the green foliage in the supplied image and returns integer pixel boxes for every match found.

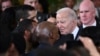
[48,0,63,13]
[11,0,21,6]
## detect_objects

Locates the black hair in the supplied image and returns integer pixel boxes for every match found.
[15,5,36,22]
[11,33,26,54]
[0,33,11,53]
[49,12,56,18]
[0,7,17,32]
[13,19,35,36]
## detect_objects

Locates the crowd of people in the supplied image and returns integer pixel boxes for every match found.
[0,0,100,56]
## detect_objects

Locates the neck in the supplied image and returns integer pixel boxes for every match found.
[84,19,96,26]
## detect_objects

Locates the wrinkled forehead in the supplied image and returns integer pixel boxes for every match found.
[56,13,68,18]
[56,13,70,20]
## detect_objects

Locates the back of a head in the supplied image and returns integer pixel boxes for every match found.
[13,19,36,36]
[34,21,58,43]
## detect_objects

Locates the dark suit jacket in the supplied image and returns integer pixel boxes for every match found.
[79,17,100,28]
[76,17,100,40]
[27,43,52,56]
[54,34,74,47]
[75,26,83,40]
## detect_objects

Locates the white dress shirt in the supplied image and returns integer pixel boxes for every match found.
[83,20,96,28]
[72,26,79,39]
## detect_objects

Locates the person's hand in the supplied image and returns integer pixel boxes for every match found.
[59,43,67,51]
[79,36,95,50]
[79,36,100,56]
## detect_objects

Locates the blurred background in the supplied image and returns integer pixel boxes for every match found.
[11,0,82,13]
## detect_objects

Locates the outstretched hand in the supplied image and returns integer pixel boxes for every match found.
[79,36,100,56]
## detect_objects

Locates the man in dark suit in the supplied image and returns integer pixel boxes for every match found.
[79,0,100,28]
[56,7,80,40]
[27,21,59,56]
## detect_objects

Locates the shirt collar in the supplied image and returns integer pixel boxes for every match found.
[72,26,79,39]
[83,20,96,28]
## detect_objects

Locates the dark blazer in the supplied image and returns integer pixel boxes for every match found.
[75,26,83,40]
[76,17,100,40]
[54,34,74,47]
[27,43,52,56]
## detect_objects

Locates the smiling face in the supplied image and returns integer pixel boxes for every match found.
[56,13,73,35]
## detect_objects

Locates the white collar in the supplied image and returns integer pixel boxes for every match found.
[83,20,96,28]
[72,26,79,39]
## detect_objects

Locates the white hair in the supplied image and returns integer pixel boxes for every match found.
[56,7,77,20]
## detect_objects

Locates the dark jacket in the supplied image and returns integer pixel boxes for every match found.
[27,43,53,56]
[54,34,74,47]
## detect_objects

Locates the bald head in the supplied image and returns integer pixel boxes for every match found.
[34,21,59,43]
[79,0,96,26]
[80,0,95,11]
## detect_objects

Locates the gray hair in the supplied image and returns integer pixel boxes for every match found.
[56,7,77,20]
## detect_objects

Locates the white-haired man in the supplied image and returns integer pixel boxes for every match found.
[56,7,80,40]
